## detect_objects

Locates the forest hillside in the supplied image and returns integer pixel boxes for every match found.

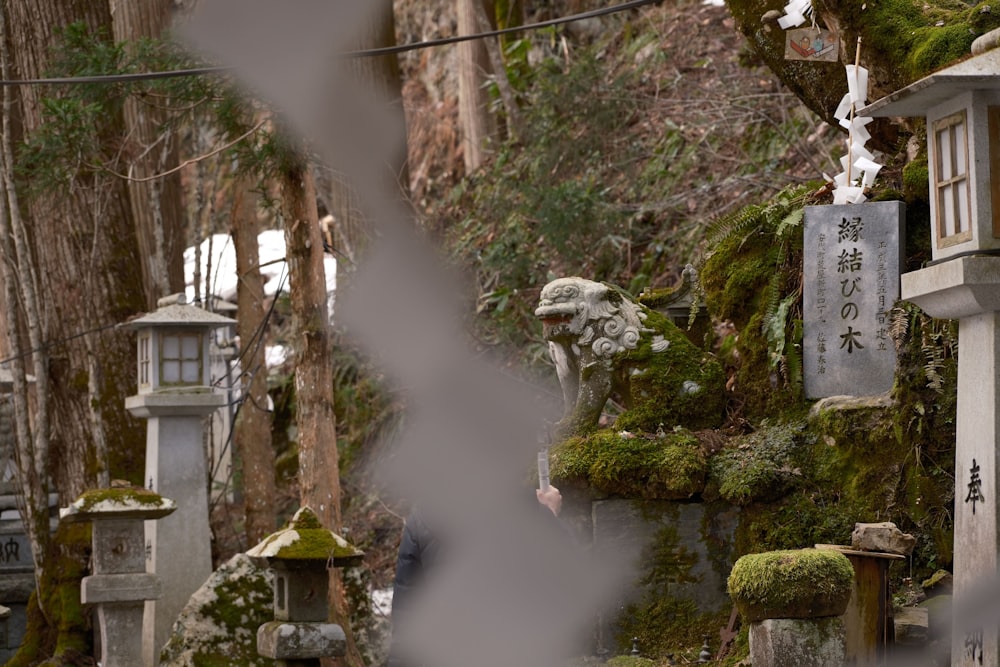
[332,0,978,662]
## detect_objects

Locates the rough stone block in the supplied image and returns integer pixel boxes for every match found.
[850,522,916,555]
[81,573,160,604]
[894,606,929,646]
[750,616,846,667]
[257,621,346,660]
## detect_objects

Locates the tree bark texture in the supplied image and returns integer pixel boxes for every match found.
[110,0,187,308]
[230,177,276,547]
[4,0,148,659]
[7,0,146,498]
[282,164,340,530]
[458,0,497,171]
[281,161,367,667]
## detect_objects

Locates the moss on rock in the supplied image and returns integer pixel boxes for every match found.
[246,506,363,565]
[728,548,854,621]
[160,553,275,667]
[708,420,812,505]
[614,305,726,432]
[551,429,707,499]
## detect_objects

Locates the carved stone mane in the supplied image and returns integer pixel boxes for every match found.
[535,276,722,438]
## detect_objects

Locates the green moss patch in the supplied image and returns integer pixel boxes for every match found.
[551,429,707,499]
[728,548,854,621]
[708,420,811,505]
[614,305,726,432]
[160,553,275,666]
[246,506,363,565]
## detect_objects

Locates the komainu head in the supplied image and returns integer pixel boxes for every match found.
[535,277,725,438]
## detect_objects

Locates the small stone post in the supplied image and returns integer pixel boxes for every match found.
[59,487,176,667]
[728,548,855,667]
[247,506,364,666]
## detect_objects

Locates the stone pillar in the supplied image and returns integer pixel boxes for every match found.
[749,617,846,667]
[60,487,175,667]
[247,506,363,667]
[901,255,1000,666]
[126,392,225,666]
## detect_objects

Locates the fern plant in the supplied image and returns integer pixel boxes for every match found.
[699,184,813,396]
[889,303,957,392]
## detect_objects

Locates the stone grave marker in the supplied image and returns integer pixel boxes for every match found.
[803,201,904,399]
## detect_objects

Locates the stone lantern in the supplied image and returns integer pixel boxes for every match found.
[126,292,234,394]
[247,506,364,666]
[862,37,1000,667]
[59,487,175,667]
[864,48,1000,263]
[122,293,235,666]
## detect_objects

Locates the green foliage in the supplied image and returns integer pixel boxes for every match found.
[437,18,824,375]
[709,420,812,505]
[18,23,294,201]
[551,429,707,499]
[332,331,402,470]
[889,303,958,393]
[699,184,811,416]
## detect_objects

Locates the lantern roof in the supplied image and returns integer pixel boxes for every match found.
[246,506,364,567]
[60,485,177,522]
[862,49,1000,118]
[123,293,235,330]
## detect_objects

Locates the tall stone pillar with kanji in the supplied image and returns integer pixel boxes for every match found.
[863,42,1000,666]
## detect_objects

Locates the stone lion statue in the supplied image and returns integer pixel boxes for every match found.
[535,277,724,438]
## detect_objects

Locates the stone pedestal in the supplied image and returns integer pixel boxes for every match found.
[902,255,1000,666]
[60,487,175,667]
[126,392,224,666]
[750,617,846,667]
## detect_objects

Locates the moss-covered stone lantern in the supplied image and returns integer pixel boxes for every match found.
[247,506,364,665]
[60,486,176,667]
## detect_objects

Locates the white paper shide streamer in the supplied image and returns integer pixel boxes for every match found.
[777,0,813,28]
[831,62,882,204]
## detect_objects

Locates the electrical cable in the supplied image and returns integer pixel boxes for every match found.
[0,0,661,86]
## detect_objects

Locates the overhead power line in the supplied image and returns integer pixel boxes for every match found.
[349,0,662,58]
[0,0,661,86]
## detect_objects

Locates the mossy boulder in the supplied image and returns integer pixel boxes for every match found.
[160,553,274,667]
[728,548,854,622]
[708,420,811,505]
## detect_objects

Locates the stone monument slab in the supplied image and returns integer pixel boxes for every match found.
[803,202,904,398]
[591,499,738,648]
